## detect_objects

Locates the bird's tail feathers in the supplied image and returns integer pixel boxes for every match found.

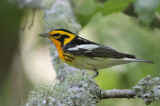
[122,58,154,64]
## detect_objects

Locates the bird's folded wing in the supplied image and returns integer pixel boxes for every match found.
[63,44,135,58]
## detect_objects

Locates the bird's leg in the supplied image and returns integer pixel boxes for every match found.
[81,69,86,76]
[92,69,99,78]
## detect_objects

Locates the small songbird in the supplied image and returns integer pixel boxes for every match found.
[39,29,153,77]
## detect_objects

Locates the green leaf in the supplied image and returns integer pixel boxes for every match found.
[97,0,135,16]
[71,0,101,26]
[73,0,134,27]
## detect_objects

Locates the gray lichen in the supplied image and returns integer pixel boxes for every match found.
[25,72,100,106]
[133,75,160,105]
[43,0,81,33]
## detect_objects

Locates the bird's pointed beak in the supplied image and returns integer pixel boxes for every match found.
[39,33,50,37]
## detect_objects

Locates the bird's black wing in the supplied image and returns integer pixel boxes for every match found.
[63,36,135,58]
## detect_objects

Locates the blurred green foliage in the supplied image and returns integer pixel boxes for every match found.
[0,0,24,106]
[158,1,160,13]
[134,0,159,25]
[96,0,135,15]
[71,0,160,105]
[72,0,160,26]
[71,0,135,26]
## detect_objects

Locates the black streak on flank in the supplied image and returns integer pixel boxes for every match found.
[65,54,74,60]
[62,51,74,61]
[64,58,72,62]
[67,59,72,62]
[64,58,68,62]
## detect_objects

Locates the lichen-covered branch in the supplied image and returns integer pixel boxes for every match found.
[24,74,160,105]
[100,89,135,99]
[98,75,160,105]
[25,72,101,106]
[134,75,160,105]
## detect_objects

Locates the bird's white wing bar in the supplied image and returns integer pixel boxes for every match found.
[67,44,100,51]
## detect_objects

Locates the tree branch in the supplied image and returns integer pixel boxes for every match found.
[100,89,135,99]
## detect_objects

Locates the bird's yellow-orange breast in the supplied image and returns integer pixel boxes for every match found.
[58,48,75,64]
[50,37,65,62]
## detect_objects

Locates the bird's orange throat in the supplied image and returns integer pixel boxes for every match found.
[50,37,62,55]
[50,37,68,63]
[50,37,61,48]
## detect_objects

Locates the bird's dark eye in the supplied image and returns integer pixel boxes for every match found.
[51,33,60,37]
[51,33,61,39]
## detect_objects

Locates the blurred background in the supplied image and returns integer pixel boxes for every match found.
[0,0,160,106]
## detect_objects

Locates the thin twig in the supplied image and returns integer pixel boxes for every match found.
[100,89,135,99]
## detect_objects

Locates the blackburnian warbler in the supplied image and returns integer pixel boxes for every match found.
[39,29,153,77]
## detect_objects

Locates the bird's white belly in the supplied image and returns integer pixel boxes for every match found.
[70,56,131,70]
